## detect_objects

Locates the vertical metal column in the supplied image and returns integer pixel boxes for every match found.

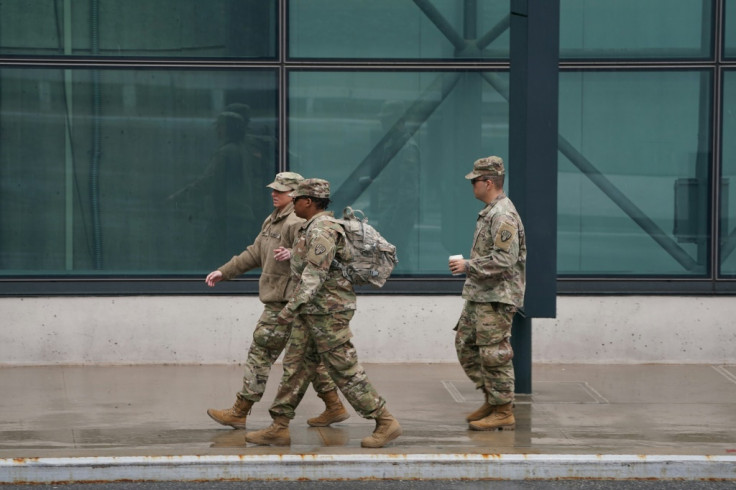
[509,0,560,393]
[64,0,74,271]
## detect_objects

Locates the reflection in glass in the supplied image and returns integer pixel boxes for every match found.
[288,71,509,274]
[560,0,713,59]
[289,0,509,60]
[720,71,736,275]
[0,0,276,59]
[558,70,711,275]
[0,68,278,275]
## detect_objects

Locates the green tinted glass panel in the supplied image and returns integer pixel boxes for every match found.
[0,0,275,58]
[720,71,736,275]
[726,0,736,58]
[0,68,277,275]
[558,70,711,275]
[288,0,509,59]
[560,0,712,59]
[288,71,510,275]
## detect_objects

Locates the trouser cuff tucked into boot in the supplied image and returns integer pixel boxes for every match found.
[468,402,515,431]
[245,415,291,446]
[206,397,254,430]
[466,401,494,422]
[361,409,402,448]
[307,389,350,427]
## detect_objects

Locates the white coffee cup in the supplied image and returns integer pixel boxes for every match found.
[449,254,464,276]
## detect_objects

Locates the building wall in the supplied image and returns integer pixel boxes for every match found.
[2,2,736,369]
[2,1,735,294]
[2,295,734,366]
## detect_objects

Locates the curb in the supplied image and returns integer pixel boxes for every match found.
[2,454,736,483]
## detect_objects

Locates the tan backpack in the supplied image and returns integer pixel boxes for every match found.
[329,207,398,288]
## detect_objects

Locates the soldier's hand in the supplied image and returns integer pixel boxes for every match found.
[205,270,223,287]
[449,258,467,276]
[274,247,291,261]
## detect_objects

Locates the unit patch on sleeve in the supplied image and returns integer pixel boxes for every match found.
[494,222,517,252]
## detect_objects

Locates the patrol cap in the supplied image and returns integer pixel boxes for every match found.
[267,171,304,192]
[290,178,331,199]
[215,111,245,131]
[224,102,251,126]
[465,155,505,179]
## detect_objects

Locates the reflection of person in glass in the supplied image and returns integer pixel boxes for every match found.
[168,104,270,261]
[204,172,348,430]
[369,101,420,271]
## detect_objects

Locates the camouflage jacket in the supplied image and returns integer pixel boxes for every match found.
[277,211,356,323]
[462,192,527,308]
[218,203,304,303]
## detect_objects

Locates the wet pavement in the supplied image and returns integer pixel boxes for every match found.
[1,363,736,482]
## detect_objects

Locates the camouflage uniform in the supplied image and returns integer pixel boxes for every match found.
[216,173,335,403]
[454,156,527,406]
[270,201,386,420]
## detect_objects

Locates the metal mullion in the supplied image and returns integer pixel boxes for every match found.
[713,65,724,280]
[279,0,288,172]
[713,0,725,281]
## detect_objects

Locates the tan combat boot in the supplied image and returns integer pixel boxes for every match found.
[360,409,402,448]
[466,395,494,422]
[245,415,291,446]
[206,398,253,430]
[307,389,350,427]
[468,402,515,431]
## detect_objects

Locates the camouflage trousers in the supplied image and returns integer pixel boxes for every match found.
[269,310,386,420]
[454,300,515,406]
[237,302,335,403]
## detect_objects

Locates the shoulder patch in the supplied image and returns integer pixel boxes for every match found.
[494,222,517,252]
[307,234,334,266]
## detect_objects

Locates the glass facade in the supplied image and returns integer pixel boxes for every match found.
[726,0,736,59]
[288,0,510,59]
[721,70,736,275]
[558,70,711,275]
[0,0,276,59]
[0,67,277,275]
[0,0,735,294]
[560,0,713,59]
[288,70,509,274]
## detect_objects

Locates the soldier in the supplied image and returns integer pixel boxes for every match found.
[448,156,526,431]
[205,172,349,430]
[245,178,402,448]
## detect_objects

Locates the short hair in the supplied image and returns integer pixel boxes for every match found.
[311,197,331,210]
[488,174,504,188]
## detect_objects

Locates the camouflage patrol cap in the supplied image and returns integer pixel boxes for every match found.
[224,102,251,126]
[290,178,331,199]
[465,155,505,179]
[267,171,304,192]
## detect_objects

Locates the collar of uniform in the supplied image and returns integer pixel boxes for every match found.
[301,210,335,230]
[479,192,507,217]
[273,202,295,222]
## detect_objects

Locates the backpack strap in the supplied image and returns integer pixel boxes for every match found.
[322,216,351,279]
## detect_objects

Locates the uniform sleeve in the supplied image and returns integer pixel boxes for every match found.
[466,214,520,278]
[277,226,339,322]
[217,217,269,279]
[218,244,261,280]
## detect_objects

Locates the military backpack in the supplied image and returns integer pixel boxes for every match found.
[329,207,398,288]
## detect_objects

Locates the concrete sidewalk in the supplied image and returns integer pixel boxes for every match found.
[1,363,736,483]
